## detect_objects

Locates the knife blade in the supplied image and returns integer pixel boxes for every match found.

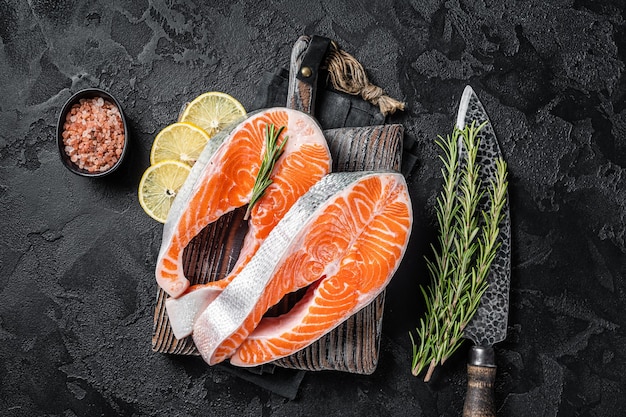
[456,86,511,417]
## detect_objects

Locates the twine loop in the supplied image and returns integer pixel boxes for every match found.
[324,42,405,116]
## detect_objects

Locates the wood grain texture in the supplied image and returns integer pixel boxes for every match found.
[152,209,249,354]
[286,35,315,114]
[462,364,497,417]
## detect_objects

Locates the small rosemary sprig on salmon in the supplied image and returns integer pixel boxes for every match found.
[244,123,288,220]
[410,121,508,382]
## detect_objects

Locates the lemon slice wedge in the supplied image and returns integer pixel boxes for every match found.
[150,122,211,166]
[138,160,191,223]
[179,92,246,137]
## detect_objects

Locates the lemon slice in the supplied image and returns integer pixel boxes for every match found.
[150,122,211,166]
[179,92,246,137]
[138,160,191,223]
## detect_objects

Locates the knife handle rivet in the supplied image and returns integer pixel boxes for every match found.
[300,66,312,78]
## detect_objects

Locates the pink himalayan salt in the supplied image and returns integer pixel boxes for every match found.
[62,97,125,173]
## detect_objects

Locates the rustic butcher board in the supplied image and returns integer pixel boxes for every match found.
[152,123,404,374]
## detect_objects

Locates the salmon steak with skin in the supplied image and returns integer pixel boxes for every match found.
[156,108,332,310]
[192,171,412,366]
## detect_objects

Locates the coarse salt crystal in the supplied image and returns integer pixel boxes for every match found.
[62,96,124,173]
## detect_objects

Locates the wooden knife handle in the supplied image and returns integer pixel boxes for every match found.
[286,36,312,113]
[463,346,497,417]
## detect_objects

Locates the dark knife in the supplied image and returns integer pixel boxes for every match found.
[456,86,511,417]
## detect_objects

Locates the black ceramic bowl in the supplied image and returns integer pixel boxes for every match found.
[57,88,129,177]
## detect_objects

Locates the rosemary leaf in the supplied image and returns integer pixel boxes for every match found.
[410,121,509,381]
[244,123,288,220]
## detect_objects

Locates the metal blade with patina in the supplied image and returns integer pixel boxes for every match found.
[456,85,511,417]
[456,85,511,347]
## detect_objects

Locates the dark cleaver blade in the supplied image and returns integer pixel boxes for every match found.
[456,86,511,417]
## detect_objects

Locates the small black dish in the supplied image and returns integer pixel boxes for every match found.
[57,88,129,177]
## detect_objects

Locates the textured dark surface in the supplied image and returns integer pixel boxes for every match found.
[1,0,625,416]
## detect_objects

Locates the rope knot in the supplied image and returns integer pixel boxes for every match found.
[324,43,405,116]
[361,84,385,103]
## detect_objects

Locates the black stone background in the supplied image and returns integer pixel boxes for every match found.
[1,0,625,416]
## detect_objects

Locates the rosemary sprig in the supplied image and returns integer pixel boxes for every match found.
[410,121,508,382]
[244,123,288,220]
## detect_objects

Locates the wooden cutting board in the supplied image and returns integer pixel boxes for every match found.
[152,35,403,374]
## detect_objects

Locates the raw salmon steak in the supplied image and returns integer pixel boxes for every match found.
[192,171,412,366]
[156,108,331,301]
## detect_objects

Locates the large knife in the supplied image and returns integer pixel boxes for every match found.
[456,86,511,417]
